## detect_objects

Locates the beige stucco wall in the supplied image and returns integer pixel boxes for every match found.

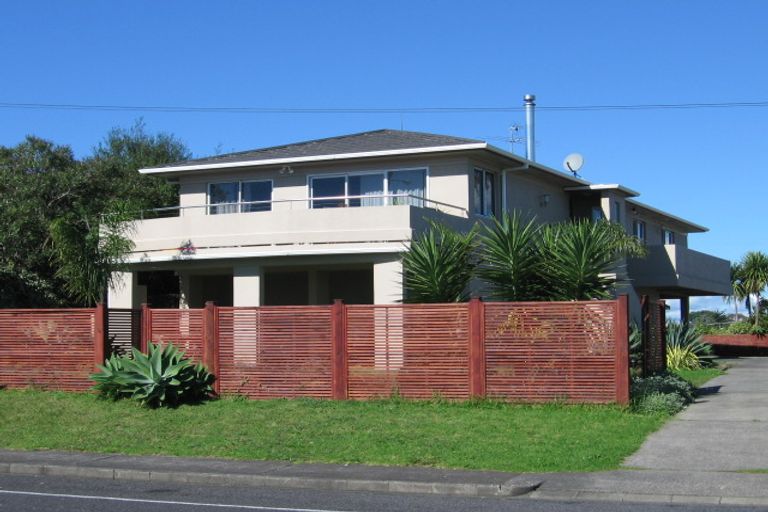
[107,271,146,308]
[505,173,570,224]
[233,264,262,306]
[175,155,471,216]
[373,257,403,304]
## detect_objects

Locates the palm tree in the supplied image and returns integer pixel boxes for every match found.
[476,212,543,301]
[740,251,768,327]
[49,202,135,305]
[401,221,477,303]
[537,219,647,301]
[724,262,747,319]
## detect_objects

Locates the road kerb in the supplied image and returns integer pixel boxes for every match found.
[0,461,540,498]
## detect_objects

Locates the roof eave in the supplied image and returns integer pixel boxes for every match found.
[138,143,489,175]
[627,198,708,233]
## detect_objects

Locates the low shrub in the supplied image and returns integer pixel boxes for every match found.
[697,320,768,336]
[630,371,694,415]
[666,322,713,371]
[632,392,686,415]
[91,342,215,408]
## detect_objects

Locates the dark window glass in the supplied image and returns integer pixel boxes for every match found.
[633,220,646,241]
[209,182,238,214]
[484,172,495,216]
[473,169,484,214]
[241,181,272,212]
[388,169,425,207]
[311,177,346,208]
[348,174,384,207]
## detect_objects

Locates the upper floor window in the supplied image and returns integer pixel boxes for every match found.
[310,168,426,209]
[633,220,646,242]
[473,168,496,216]
[613,201,622,223]
[591,206,605,221]
[662,228,675,245]
[208,180,272,214]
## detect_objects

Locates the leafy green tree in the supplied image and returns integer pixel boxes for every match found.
[0,137,82,306]
[476,212,543,301]
[689,309,729,327]
[402,222,477,303]
[0,122,189,307]
[47,121,190,304]
[86,120,188,213]
[537,219,647,301]
[740,251,768,328]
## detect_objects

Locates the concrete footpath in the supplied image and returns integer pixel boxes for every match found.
[3,358,768,506]
[625,357,768,471]
[530,356,768,506]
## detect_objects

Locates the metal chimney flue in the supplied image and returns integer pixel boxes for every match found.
[524,94,536,161]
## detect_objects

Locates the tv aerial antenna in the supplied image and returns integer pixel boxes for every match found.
[507,124,525,153]
[563,153,584,178]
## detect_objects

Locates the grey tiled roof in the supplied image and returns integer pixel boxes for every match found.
[163,129,484,167]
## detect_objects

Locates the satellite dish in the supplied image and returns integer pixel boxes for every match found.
[563,153,584,176]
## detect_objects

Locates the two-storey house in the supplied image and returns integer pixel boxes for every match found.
[108,129,731,321]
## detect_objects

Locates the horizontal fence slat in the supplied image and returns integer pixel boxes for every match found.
[0,310,96,391]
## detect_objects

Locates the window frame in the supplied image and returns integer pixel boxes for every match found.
[307,167,429,209]
[472,167,497,217]
[662,228,676,245]
[207,179,273,215]
[633,219,646,242]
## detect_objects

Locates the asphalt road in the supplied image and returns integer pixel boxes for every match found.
[0,474,763,512]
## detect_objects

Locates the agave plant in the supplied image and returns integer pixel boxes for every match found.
[91,342,215,408]
[665,321,713,371]
[401,221,477,303]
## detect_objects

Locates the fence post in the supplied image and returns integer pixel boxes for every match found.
[615,294,630,405]
[331,299,348,400]
[93,303,108,368]
[140,303,151,353]
[468,297,486,398]
[203,301,220,394]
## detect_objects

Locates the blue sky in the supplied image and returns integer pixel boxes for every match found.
[1,1,765,312]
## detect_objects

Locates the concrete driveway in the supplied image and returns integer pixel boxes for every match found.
[624,357,768,471]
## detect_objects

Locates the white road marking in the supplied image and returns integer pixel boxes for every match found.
[0,489,359,512]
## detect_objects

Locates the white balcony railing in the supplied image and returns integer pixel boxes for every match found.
[137,194,467,220]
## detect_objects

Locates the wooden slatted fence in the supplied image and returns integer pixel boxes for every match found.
[0,308,98,391]
[0,298,631,403]
[484,300,624,403]
[216,306,333,398]
[142,307,205,362]
[346,303,470,399]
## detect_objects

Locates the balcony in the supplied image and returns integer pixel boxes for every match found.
[126,195,470,264]
[627,244,731,296]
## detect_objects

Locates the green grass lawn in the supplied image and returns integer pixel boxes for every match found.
[674,367,725,388]
[0,390,667,473]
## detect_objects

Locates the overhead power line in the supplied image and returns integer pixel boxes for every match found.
[0,100,767,114]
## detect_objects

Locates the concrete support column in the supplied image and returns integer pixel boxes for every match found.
[373,258,403,304]
[680,296,690,325]
[109,271,145,308]
[108,271,134,308]
[307,270,319,305]
[233,264,262,307]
